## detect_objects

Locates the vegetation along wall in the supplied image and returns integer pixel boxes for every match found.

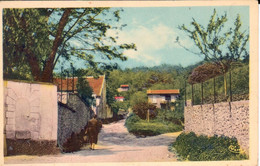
[4,80,58,155]
[184,100,249,154]
[58,93,94,152]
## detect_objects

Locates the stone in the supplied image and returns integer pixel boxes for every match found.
[30,106,40,113]
[31,98,40,107]
[7,118,15,125]
[31,132,39,140]
[7,88,18,101]
[6,111,15,118]
[6,96,15,105]
[29,112,40,119]
[6,125,15,131]
[15,131,31,139]
[6,131,15,139]
[7,105,15,112]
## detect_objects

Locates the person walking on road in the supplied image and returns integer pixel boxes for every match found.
[85,114,102,150]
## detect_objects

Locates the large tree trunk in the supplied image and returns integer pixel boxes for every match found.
[41,9,72,82]
[24,48,42,81]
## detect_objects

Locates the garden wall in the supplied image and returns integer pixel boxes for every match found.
[4,80,58,155]
[184,100,249,154]
[58,93,94,152]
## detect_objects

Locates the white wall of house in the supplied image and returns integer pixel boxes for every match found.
[4,80,58,141]
[148,94,178,108]
[117,87,129,92]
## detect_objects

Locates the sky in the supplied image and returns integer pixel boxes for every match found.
[56,6,249,71]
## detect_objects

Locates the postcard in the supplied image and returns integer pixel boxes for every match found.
[0,1,258,166]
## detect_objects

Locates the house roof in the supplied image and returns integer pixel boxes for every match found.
[87,76,105,96]
[53,75,105,96]
[147,89,180,95]
[114,96,125,100]
[120,85,129,88]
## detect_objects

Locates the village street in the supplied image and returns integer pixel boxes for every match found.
[4,119,181,164]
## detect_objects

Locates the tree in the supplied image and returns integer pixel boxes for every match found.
[3,8,136,82]
[129,91,147,107]
[177,9,249,96]
[132,102,157,120]
[76,70,94,107]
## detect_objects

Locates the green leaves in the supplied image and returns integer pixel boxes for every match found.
[3,8,136,82]
[178,9,249,72]
[76,77,94,107]
[172,132,248,161]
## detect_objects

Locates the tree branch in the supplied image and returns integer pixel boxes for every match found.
[42,8,72,82]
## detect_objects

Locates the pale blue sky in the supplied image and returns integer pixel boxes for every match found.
[56,6,249,71]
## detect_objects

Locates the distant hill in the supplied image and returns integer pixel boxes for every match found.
[125,61,204,73]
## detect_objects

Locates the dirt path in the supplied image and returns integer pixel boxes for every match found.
[4,119,181,164]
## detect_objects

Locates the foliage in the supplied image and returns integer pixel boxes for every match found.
[3,8,136,82]
[186,63,249,105]
[130,91,148,108]
[125,114,182,136]
[132,102,157,120]
[105,60,248,109]
[156,107,184,126]
[188,63,222,84]
[76,75,93,107]
[178,9,249,70]
[172,132,248,161]
[178,9,249,96]
[110,101,129,114]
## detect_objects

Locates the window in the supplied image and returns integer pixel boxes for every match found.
[165,95,171,101]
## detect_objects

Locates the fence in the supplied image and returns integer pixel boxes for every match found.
[184,66,249,106]
[54,65,76,104]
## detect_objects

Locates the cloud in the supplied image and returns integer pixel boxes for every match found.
[107,24,175,65]
[107,21,194,67]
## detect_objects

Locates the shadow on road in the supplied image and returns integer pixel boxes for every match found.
[74,147,142,157]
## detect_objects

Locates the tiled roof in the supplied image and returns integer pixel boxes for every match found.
[120,85,129,88]
[87,76,105,96]
[53,75,105,96]
[53,77,78,92]
[115,96,124,99]
[147,89,180,95]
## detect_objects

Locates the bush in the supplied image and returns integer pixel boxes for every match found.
[132,102,157,120]
[172,132,248,161]
[156,109,183,125]
[111,101,129,114]
[125,114,182,136]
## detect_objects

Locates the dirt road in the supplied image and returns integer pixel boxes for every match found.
[4,119,181,164]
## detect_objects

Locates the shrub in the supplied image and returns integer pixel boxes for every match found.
[125,113,182,136]
[111,101,129,114]
[77,77,93,107]
[156,109,183,126]
[132,102,157,120]
[172,132,248,161]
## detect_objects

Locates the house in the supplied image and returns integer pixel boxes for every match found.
[114,96,125,102]
[118,85,129,92]
[53,75,108,118]
[147,89,180,109]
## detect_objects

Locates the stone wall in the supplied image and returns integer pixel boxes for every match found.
[184,100,249,154]
[58,93,93,152]
[4,80,58,155]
